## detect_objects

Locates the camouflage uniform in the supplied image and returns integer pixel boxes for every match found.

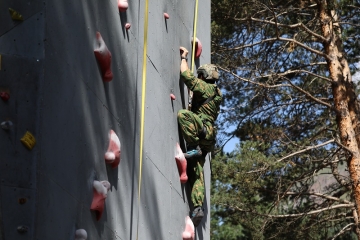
[177,68,222,207]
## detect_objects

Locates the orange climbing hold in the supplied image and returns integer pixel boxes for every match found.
[94,32,113,82]
[182,216,195,240]
[90,180,110,221]
[75,229,87,240]
[118,0,128,12]
[104,129,121,168]
[125,23,131,30]
[191,37,202,58]
[9,8,23,21]
[20,131,36,150]
[164,13,170,19]
[175,143,188,183]
[170,93,176,100]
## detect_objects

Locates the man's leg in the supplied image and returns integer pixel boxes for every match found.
[177,110,205,158]
[177,109,203,145]
[187,156,206,227]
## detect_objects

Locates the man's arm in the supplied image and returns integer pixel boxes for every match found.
[180,46,189,73]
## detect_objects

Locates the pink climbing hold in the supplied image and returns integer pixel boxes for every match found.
[170,93,176,100]
[164,13,170,19]
[104,129,121,168]
[118,0,128,12]
[175,143,188,183]
[0,92,10,101]
[90,180,110,221]
[94,32,113,82]
[125,23,131,30]
[191,37,202,58]
[182,216,195,240]
[75,229,87,240]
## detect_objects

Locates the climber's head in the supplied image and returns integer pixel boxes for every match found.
[197,64,219,83]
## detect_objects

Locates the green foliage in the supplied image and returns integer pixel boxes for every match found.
[211,0,360,238]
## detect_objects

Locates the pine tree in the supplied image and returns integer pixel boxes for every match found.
[211,0,360,238]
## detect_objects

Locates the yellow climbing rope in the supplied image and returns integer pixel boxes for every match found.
[191,0,199,73]
[137,0,149,239]
[188,0,199,110]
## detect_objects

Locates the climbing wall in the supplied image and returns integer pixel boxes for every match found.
[0,0,211,239]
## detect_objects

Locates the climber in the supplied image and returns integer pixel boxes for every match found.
[178,46,222,227]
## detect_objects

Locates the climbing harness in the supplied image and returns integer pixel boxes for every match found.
[192,86,220,110]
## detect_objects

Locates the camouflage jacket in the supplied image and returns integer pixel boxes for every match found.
[180,69,222,123]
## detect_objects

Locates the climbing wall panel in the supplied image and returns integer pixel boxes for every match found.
[0,0,211,239]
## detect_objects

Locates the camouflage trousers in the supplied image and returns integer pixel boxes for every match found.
[177,109,216,153]
[178,109,216,206]
[187,156,205,207]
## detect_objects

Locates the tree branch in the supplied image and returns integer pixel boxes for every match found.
[249,17,328,42]
[220,203,354,218]
[284,76,333,108]
[331,223,354,240]
[219,37,331,61]
[265,204,354,218]
[218,66,292,88]
[277,139,335,162]
[261,69,332,83]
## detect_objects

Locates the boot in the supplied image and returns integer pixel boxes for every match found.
[184,145,202,159]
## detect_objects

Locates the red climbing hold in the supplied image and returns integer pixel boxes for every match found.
[0,92,10,101]
[75,229,87,240]
[90,180,110,221]
[164,13,170,19]
[125,23,131,30]
[182,216,195,240]
[170,93,176,100]
[118,0,128,12]
[94,32,113,82]
[175,143,188,183]
[104,129,121,168]
[191,37,202,58]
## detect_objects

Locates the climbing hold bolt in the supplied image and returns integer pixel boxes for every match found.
[20,131,36,150]
[9,8,23,21]
[118,0,128,12]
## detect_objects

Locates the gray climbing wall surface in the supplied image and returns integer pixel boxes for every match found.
[0,0,211,239]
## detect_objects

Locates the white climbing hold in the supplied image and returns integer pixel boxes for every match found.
[182,216,195,240]
[75,229,87,240]
[104,130,121,168]
[1,121,13,130]
[118,0,128,12]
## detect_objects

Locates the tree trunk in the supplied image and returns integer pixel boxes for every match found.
[318,1,360,237]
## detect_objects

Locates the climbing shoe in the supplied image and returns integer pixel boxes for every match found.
[184,146,202,159]
[191,206,204,227]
